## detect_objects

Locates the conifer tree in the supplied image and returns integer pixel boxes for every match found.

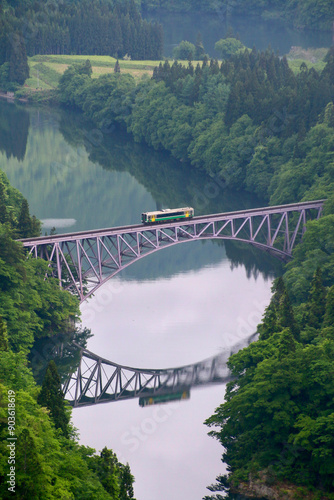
[114,59,121,73]
[307,267,327,328]
[278,289,299,340]
[259,301,278,340]
[119,463,135,500]
[195,32,205,60]
[187,61,194,76]
[323,285,334,328]
[0,180,7,224]
[8,33,29,85]
[277,328,296,360]
[271,276,285,305]
[17,428,43,497]
[260,277,299,340]
[323,102,334,127]
[0,315,9,351]
[82,59,92,76]
[17,199,31,238]
[99,447,120,498]
[30,215,41,237]
[152,65,158,80]
[37,360,70,438]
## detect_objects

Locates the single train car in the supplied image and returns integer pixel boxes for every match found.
[139,390,190,407]
[141,207,194,224]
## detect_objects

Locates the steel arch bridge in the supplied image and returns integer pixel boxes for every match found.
[20,200,325,304]
[62,338,250,408]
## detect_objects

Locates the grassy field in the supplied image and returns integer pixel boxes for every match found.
[27,55,162,89]
[25,49,329,91]
[286,46,327,74]
[288,58,327,74]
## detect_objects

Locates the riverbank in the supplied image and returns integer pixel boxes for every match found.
[10,47,329,106]
[0,91,28,103]
[230,473,334,500]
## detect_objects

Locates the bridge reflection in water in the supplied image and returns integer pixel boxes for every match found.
[20,200,325,304]
[62,335,257,408]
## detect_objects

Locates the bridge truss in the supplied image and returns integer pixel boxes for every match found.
[21,200,325,303]
[61,340,249,407]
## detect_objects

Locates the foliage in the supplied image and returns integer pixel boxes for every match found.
[0,170,40,235]
[214,38,246,60]
[173,40,196,60]
[0,0,163,62]
[37,360,70,438]
[205,277,334,495]
[8,33,29,85]
[284,215,334,304]
[82,447,136,499]
[0,376,136,499]
[0,171,137,498]
[57,47,334,206]
[195,32,206,61]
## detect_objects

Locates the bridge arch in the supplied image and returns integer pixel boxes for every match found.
[74,235,285,303]
[62,335,257,407]
[20,200,325,304]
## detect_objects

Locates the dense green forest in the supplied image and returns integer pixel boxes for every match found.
[56,48,334,497]
[0,1,333,494]
[57,49,334,206]
[0,173,136,498]
[0,0,162,89]
[139,0,334,31]
[205,263,334,497]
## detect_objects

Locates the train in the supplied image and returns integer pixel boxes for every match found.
[139,390,190,407]
[141,207,194,224]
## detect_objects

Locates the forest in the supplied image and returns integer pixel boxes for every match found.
[56,48,334,497]
[0,0,334,495]
[0,0,163,77]
[0,175,136,498]
[57,49,334,206]
[205,269,334,498]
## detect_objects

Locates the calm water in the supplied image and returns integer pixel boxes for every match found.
[145,11,333,58]
[1,101,279,499]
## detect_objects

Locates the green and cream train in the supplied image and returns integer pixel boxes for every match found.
[141,207,194,224]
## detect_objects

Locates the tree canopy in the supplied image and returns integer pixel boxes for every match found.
[205,276,334,496]
[0,170,137,499]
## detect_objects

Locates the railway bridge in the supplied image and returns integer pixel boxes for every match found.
[20,200,325,304]
[62,337,252,407]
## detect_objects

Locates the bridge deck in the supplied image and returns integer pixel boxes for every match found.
[19,199,325,246]
[18,200,325,303]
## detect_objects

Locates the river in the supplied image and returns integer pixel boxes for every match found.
[0,101,280,499]
[145,10,332,58]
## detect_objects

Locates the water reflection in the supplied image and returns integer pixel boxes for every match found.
[0,100,30,160]
[29,328,93,386]
[31,329,257,409]
[57,109,262,217]
[63,334,257,408]
[41,218,77,229]
[145,11,332,57]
